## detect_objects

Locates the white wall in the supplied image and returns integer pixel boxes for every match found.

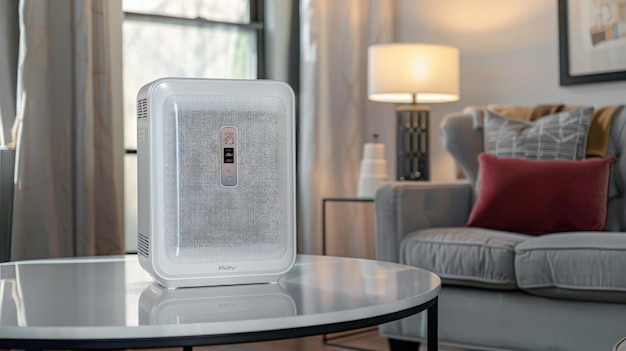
[395,0,626,181]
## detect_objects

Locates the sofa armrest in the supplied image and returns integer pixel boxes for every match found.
[375,181,473,263]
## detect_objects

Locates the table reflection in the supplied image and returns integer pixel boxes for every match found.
[139,282,297,325]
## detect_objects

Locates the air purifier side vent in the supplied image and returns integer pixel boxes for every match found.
[137,98,148,119]
[138,306,150,325]
[138,232,150,258]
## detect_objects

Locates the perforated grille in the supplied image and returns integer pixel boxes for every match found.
[138,232,150,258]
[161,95,291,264]
[137,98,148,119]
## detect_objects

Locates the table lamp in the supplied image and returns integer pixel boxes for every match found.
[368,43,460,180]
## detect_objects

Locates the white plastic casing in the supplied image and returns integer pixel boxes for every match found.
[137,78,296,288]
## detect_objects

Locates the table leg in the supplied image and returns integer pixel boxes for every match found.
[427,298,438,351]
[183,346,193,351]
[322,199,327,255]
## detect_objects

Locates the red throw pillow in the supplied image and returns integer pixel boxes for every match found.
[466,153,615,235]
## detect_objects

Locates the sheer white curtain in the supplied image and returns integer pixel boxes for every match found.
[0,1,19,262]
[0,1,19,146]
[11,0,124,260]
[299,0,395,255]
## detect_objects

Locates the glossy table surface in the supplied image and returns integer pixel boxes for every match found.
[0,254,440,349]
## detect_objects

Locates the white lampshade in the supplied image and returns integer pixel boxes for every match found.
[368,43,460,104]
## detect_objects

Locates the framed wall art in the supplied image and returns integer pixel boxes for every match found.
[559,0,626,85]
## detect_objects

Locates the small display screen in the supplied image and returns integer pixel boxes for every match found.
[224,148,234,163]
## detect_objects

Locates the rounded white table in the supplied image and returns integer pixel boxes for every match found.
[0,254,440,351]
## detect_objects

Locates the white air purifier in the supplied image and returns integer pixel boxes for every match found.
[137,78,296,288]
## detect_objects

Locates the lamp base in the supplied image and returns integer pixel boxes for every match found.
[396,105,429,181]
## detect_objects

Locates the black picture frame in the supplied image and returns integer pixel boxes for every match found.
[558,0,626,86]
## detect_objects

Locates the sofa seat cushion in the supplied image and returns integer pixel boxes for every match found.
[400,227,531,289]
[515,232,626,302]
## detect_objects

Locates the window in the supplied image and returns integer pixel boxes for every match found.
[122,0,264,252]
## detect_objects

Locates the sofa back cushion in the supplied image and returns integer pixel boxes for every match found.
[605,109,626,231]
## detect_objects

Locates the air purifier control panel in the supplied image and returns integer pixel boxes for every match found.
[220,126,237,186]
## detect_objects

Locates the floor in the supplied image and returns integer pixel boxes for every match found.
[178,329,467,351]
[205,329,389,351]
[145,329,389,351]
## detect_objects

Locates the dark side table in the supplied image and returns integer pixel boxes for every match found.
[322,197,375,256]
[321,196,379,350]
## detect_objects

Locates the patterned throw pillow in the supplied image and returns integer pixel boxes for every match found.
[484,107,593,160]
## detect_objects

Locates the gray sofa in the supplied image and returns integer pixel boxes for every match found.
[375,106,626,351]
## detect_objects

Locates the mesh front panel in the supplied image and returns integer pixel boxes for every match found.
[161,95,289,263]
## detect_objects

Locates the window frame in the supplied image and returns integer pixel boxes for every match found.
[121,1,266,253]
[123,0,265,156]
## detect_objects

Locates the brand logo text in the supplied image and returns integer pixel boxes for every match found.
[218,265,237,271]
